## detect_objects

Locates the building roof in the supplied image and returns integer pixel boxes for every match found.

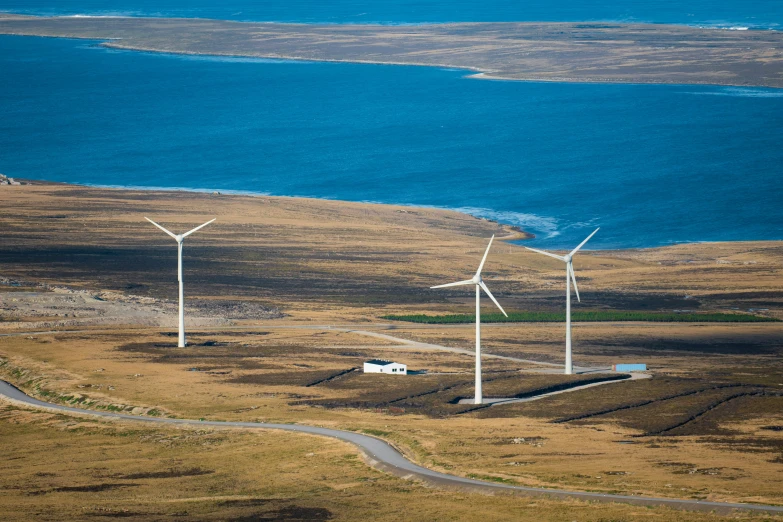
[365,359,400,366]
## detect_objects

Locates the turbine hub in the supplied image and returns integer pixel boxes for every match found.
[472,275,482,284]
[564,254,572,263]
[175,235,184,243]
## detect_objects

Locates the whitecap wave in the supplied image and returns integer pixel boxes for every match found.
[62,11,154,18]
[452,206,561,239]
[685,87,783,98]
[80,182,271,197]
[173,55,308,64]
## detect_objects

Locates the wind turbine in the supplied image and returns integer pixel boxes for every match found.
[145,217,215,348]
[525,228,599,375]
[431,235,507,405]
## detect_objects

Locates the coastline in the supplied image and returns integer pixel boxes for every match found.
[12,178,535,242]
[1,14,782,88]
[2,10,779,31]
[1,180,782,323]
[11,178,783,251]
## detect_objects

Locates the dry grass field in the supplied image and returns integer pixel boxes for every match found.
[1,184,782,519]
[5,406,774,522]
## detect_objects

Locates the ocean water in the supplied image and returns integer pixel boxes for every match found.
[1,35,782,249]
[0,0,781,28]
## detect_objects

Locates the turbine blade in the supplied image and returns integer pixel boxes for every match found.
[479,281,508,317]
[145,217,177,240]
[475,235,495,276]
[569,263,581,303]
[524,246,566,262]
[430,279,475,289]
[182,218,216,238]
[570,227,600,256]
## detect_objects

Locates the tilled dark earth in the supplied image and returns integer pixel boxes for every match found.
[113,332,783,450]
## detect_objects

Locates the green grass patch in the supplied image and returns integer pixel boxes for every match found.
[381,311,778,324]
[467,473,517,485]
[361,428,391,437]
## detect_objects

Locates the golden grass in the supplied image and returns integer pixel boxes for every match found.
[1,325,781,509]
[1,405,778,521]
[1,185,782,517]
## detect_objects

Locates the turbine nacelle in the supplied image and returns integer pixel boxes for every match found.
[429,235,507,317]
[145,217,217,243]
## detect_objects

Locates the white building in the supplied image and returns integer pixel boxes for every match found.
[363,359,407,375]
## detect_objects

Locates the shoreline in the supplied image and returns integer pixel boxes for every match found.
[11,178,783,251]
[10,177,534,242]
[100,40,783,91]
[2,181,782,320]
[1,15,782,88]
[3,11,779,32]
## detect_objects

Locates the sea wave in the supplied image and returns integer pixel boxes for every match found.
[65,14,127,18]
[81,182,272,197]
[2,8,780,31]
[164,54,308,64]
[451,206,560,239]
[685,87,783,98]
[75,180,563,241]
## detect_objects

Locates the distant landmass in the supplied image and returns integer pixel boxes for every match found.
[1,13,782,87]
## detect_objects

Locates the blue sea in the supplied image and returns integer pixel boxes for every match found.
[1,32,782,249]
[1,0,781,28]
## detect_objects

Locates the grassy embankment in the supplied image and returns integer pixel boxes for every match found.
[382,311,778,324]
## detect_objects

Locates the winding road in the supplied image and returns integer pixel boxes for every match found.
[1,379,781,515]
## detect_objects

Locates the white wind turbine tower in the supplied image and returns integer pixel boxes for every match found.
[525,228,599,375]
[431,235,507,405]
[145,217,216,348]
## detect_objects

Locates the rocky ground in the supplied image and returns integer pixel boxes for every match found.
[0,277,282,330]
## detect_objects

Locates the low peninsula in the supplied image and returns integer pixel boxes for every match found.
[1,13,782,87]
